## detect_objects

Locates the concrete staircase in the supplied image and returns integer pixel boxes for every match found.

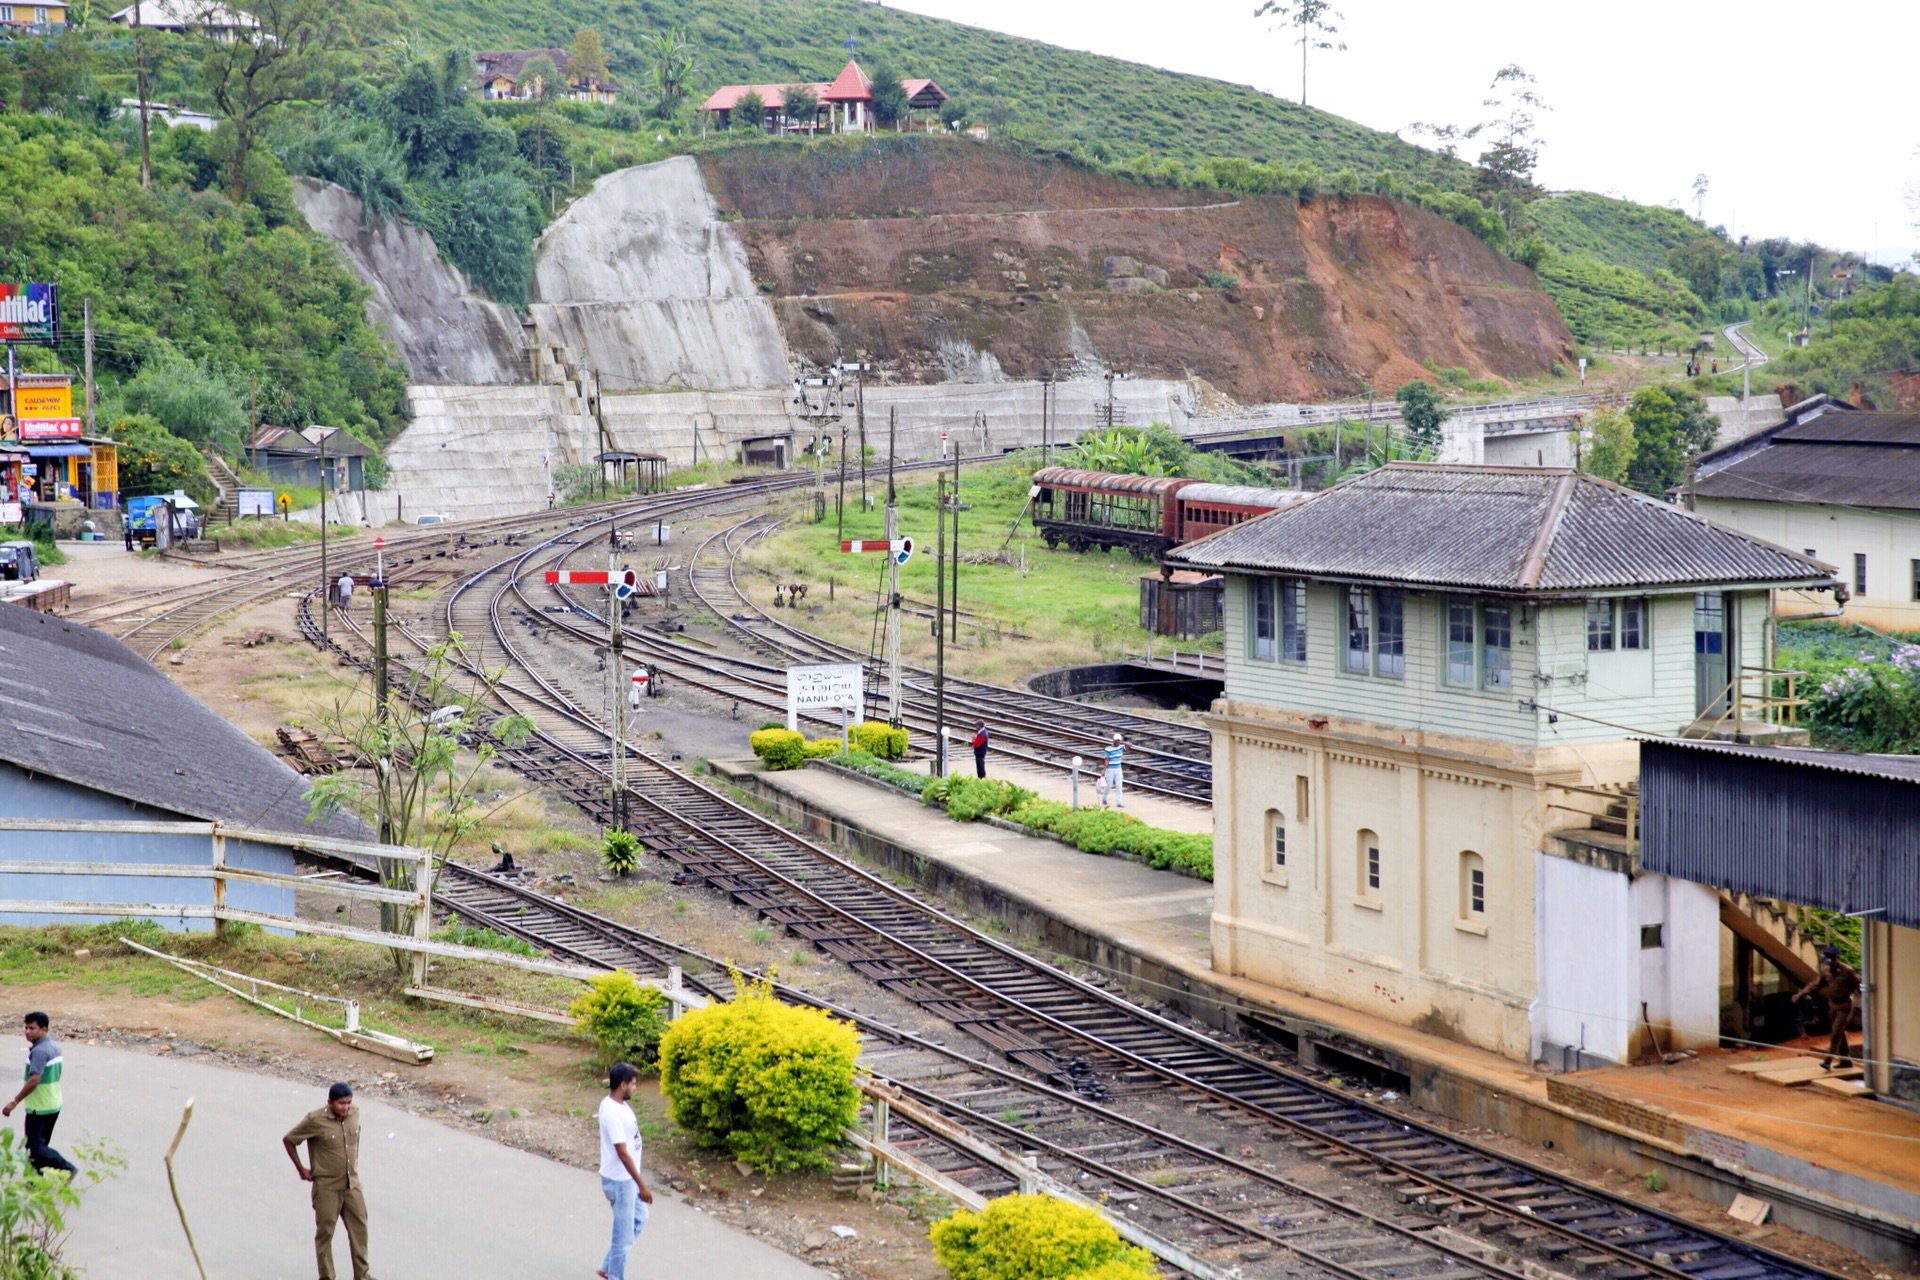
[203,452,242,524]
[1720,892,1824,986]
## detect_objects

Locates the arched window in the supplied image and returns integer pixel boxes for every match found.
[1357,829,1380,897]
[1265,809,1287,879]
[1460,851,1486,917]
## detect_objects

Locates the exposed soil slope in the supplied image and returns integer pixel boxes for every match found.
[700,141,1574,403]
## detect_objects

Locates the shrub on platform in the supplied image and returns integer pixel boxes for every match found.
[1007,800,1213,880]
[853,720,909,759]
[827,750,925,793]
[802,737,844,759]
[929,1193,1158,1280]
[750,727,806,770]
[657,974,862,1173]
[569,970,671,1067]
[929,776,1037,822]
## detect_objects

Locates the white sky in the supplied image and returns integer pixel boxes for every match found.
[884,0,1918,261]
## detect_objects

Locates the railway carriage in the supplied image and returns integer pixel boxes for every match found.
[1171,482,1309,542]
[1032,467,1306,558]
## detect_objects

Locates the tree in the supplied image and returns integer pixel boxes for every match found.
[781,83,818,132]
[1692,173,1709,221]
[197,0,365,201]
[1394,379,1449,455]
[734,88,766,130]
[1472,64,1549,238]
[1577,406,1636,484]
[868,67,908,129]
[938,95,968,130]
[307,634,536,970]
[568,28,609,86]
[642,28,697,119]
[1622,383,1718,495]
[519,54,559,103]
[1254,0,1345,108]
[1668,236,1728,306]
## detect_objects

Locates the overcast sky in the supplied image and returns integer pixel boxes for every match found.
[885,0,1918,262]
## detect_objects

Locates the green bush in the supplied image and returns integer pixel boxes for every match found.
[568,970,671,1067]
[852,719,909,759]
[750,728,806,770]
[802,736,844,759]
[929,1193,1158,1280]
[602,829,642,875]
[827,750,926,794]
[657,974,862,1173]
[431,915,538,956]
[936,776,1038,823]
[1007,800,1213,879]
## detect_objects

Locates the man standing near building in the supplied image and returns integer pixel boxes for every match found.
[1101,731,1128,809]
[1797,946,1862,1070]
[3,1012,77,1176]
[597,1061,653,1279]
[283,1082,372,1280]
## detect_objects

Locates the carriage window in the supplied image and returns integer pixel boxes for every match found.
[1375,589,1404,678]
[1251,579,1277,661]
[1281,580,1307,663]
[1344,586,1370,673]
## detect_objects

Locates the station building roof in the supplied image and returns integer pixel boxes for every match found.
[1691,397,1920,511]
[0,606,360,838]
[1167,463,1837,595]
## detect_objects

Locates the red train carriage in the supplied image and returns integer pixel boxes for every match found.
[1172,482,1310,543]
[1031,468,1195,558]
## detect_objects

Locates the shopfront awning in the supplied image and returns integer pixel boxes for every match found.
[25,445,92,458]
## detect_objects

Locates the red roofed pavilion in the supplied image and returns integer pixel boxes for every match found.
[700,57,948,135]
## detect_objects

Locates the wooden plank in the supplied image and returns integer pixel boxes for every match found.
[1755,1064,1837,1086]
[1727,1056,1810,1074]
[1810,1077,1872,1098]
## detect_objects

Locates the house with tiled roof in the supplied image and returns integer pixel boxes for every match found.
[1165,463,1841,1069]
[700,58,947,134]
[475,48,622,104]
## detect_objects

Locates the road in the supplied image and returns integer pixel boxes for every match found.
[42,1043,826,1280]
[1723,320,1768,372]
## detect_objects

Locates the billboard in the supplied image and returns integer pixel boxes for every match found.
[14,377,72,421]
[0,284,59,344]
[20,419,83,440]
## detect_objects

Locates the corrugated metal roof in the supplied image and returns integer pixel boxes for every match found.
[1691,441,1920,509]
[0,608,363,838]
[1774,411,1920,445]
[1165,463,1835,593]
[1176,482,1309,509]
[1640,739,1920,928]
[1033,467,1194,498]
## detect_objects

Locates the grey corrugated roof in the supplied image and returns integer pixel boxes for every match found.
[0,607,362,837]
[1774,411,1920,445]
[1177,482,1308,509]
[1644,737,1920,784]
[1690,441,1920,509]
[1166,463,1836,593]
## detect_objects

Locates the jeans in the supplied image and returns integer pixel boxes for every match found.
[23,1111,76,1175]
[1102,766,1124,807]
[600,1176,649,1277]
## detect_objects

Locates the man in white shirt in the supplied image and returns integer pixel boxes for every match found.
[596,1061,653,1280]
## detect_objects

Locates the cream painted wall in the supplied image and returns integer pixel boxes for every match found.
[1697,497,1919,630]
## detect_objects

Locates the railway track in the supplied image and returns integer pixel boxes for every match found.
[298,509,1840,1280]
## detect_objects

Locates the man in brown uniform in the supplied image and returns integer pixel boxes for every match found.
[283,1082,372,1280]
[1797,946,1863,1070]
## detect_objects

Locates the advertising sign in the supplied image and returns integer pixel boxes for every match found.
[0,284,59,344]
[19,418,82,440]
[238,487,275,517]
[785,662,864,731]
[14,379,72,421]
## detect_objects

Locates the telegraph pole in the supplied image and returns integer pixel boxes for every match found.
[856,366,868,511]
[134,0,151,188]
[608,526,629,832]
[885,407,901,725]
[949,439,960,642]
[836,423,848,541]
[82,299,94,437]
[372,536,391,844]
[935,475,947,774]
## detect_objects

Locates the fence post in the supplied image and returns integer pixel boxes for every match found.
[210,828,228,941]
[411,854,431,987]
[873,1094,891,1190]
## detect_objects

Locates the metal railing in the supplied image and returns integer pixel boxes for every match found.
[1680,665,1806,740]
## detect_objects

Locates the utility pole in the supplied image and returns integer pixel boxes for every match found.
[82,299,94,437]
[934,475,947,774]
[248,376,257,472]
[607,525,629,832]
[836,423,848,541]
[885,408,901,726]
[134,0,151,188]
[855,367,867,511]
[372,536,391,844]
[1040,373,1051,465]
[949,440,960,642]
[317,429,330,641]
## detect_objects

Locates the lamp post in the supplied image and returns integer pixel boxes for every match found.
[302,425,340,642]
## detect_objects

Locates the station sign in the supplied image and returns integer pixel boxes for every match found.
[0,284,59,344]
[786,662,864,731]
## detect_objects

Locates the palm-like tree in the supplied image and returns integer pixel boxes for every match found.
[643,28,698,118]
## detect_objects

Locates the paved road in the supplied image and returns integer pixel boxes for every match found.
[1723,320,1768,372]
[29,1044,824,1280]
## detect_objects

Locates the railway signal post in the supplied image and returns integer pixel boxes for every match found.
[839,533,913,733]
[545,554,640,832]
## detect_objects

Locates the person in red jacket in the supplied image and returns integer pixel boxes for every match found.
[971,723,989,778]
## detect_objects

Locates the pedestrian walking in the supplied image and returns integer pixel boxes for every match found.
[336,573,355,610]
[3,1012,76,1177]
[1101,731,1128,809]
[596,1061,654,1280]
[1796,945,1862,1070]
[971,722,989,778]
[283,1082,372,1280]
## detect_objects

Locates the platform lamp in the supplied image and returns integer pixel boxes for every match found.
[302,425,340,642]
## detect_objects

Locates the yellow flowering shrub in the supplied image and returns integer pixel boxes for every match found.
[657,974,862,1173]
[852,719,909,759]
[930,1194,1158,1280]
[749,727,806,770]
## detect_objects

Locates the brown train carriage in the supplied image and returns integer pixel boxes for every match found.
[1031,468,1196,559]
[1172,482,1309,543]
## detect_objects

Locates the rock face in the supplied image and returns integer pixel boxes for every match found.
[698,139,1574,402]
[529,157,789,391]
[290,178,526,386]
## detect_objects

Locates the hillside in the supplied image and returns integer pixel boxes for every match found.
[697,138,1573,402]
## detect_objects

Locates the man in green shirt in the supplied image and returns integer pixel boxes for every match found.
[283,1082,373,1280]
[3,1011,76,1176]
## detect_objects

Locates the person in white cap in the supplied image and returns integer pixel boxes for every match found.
[1101,732,1129,809]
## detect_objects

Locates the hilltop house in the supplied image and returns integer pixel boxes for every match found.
[108,0,255,39]
[1166,463,1840,1067]
[1689,393,1920,630]
[475,49,622,104]
[0,1,67,30]
[700,58,948,133]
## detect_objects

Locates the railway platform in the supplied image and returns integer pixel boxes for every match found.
[59,1043,825,1279]
[716,757,1920,1267]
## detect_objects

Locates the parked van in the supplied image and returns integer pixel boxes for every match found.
[0,541,39,583]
